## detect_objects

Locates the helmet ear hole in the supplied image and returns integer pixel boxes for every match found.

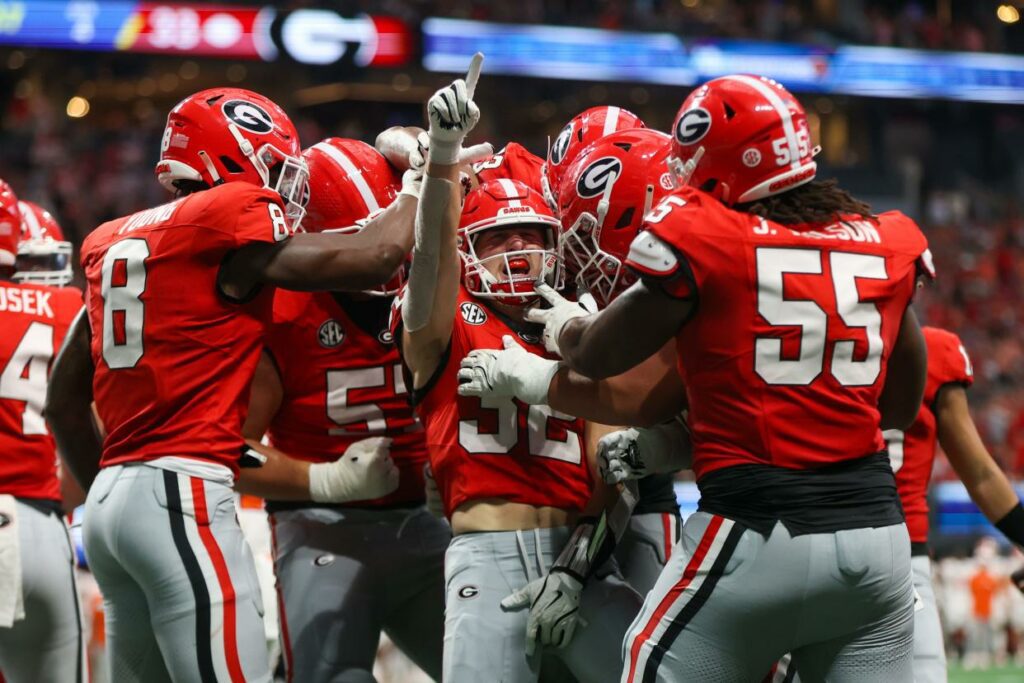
[219,156,244,174]
[723,103,737,120]
[614,207,635,230]
[699,178,718,193]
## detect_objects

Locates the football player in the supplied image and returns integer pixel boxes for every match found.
[44,86,427,682]
[883,327,1024,682]
[393,62,640,682]
[466,75,932,681]
[549,127,683,595]
[0,185,85,682]
[541,106,646,211]
[235,137,448,682]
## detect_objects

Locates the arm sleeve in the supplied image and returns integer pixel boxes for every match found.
[940,332,975,388]
[233,187,293,248]
[624,230,697,299]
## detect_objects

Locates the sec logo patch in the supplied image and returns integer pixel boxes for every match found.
[318,319,345,348]
[460,302,487,326]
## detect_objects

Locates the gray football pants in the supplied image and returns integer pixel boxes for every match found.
[84,465,270,683]
[616,512,682,596]
[443,527,643,683]
[0,500,85,683]
[270,505,449,683]
[911,555,946,683]
[622,512,914,683]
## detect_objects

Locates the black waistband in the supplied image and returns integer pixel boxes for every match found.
[696,452,904,536]
[911,541,929,557]
[16,497,64,517]
[634,473,681,515]
[265,499,424,515]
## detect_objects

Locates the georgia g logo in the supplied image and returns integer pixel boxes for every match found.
[576,157,622,199]
[674,107,712,146]
[549,123,574,166]
[222,100,274,134]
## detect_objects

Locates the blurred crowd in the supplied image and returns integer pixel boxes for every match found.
[935,538,1024,669]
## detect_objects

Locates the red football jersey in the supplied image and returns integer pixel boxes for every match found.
[394,286,592,518]
[889,327,974,543]
[264,289,427,507]
[81,183,294,476]
[472,143,545,196]
[628,188,931,479]
[0,282,83,501]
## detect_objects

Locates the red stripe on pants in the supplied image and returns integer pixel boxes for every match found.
[269,515,294,683]
[190,478,246,683]
[626,515,724,683]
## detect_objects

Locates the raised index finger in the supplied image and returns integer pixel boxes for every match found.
[465,52,484,99]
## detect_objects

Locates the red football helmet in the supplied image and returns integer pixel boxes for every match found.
[459,179,562,306]
[14,200,72,286]
[0,180,20,270]
[669,75,818,205]
[558,129,674,309]
[542,106,646,211]
[155,87,309,229]
[303,138,404,296]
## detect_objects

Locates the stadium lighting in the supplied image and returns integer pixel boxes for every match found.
[997,4,1020,23]
[66,96,89,118]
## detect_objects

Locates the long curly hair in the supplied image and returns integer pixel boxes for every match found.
[735,179,874,226]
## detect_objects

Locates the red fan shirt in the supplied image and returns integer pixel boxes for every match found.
[264,290,427,507]
[81,183,294,476]
[627,187,932,479]
[888,326,974,543]
[393,286,591,518]
[0,283,83,501]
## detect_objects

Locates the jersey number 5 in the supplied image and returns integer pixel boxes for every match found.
[100,238,150,369]
[755,247,888,386]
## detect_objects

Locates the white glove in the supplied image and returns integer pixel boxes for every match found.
[524,284,593,356]
[457,335,562,405]
[308,437,398,503]
[598,420,692,484]
[410,130,494,171]
[426,52,483,164]
[399,168,422,199]
[500,569,585,655]
[423,462,445,518]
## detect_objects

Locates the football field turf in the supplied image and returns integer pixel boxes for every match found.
[948,664,1024,682]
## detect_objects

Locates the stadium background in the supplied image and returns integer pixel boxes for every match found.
[3,1,1024,680]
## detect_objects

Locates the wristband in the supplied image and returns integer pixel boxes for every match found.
[427,137,461,166]
[996,502,1024,548]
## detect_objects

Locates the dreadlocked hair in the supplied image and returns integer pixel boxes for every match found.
[735,179,874,226]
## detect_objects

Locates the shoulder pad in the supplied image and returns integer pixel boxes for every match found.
[625,231,680,278]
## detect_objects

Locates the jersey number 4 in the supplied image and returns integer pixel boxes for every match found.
[100,239,150,369]
[755,247,888,387]
[0,322,54,435]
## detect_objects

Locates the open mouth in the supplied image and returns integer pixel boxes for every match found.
[504,256,533,279]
